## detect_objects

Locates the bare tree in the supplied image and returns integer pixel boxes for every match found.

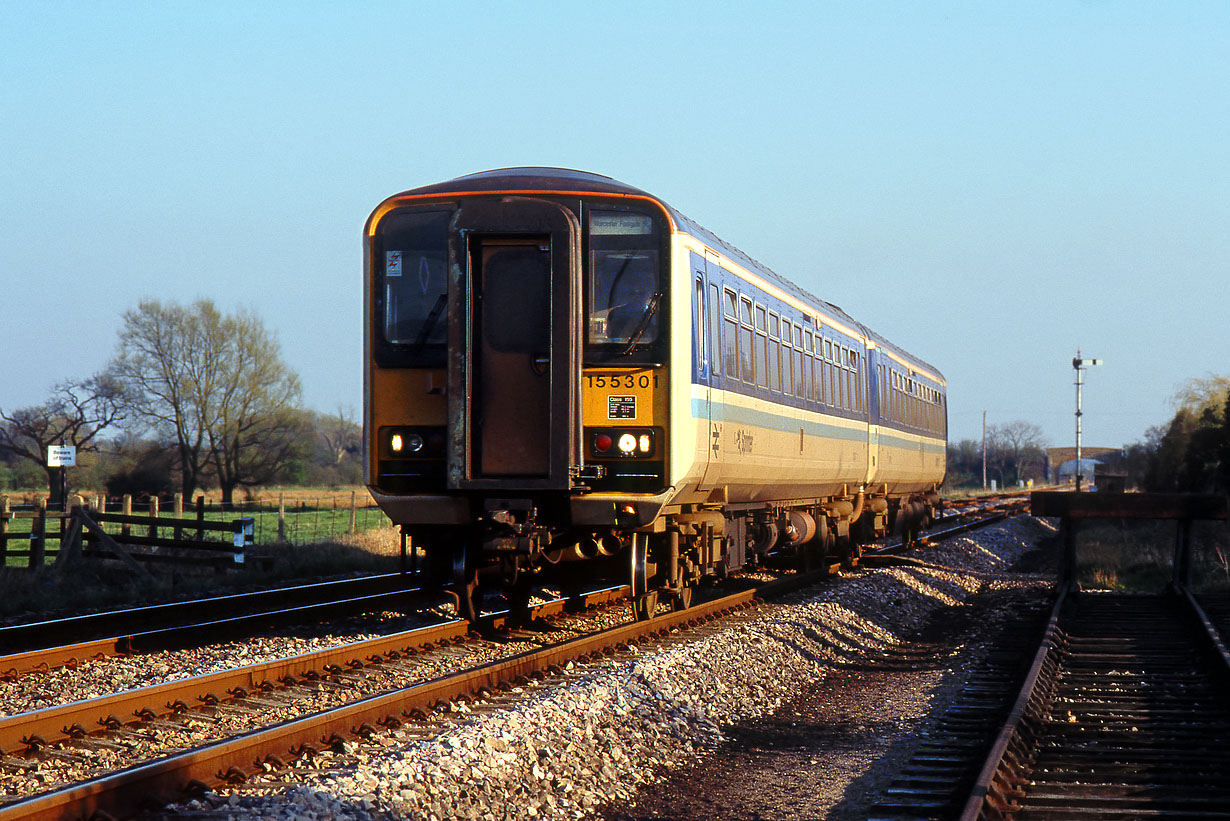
[992,420,1048,485]
[0,374,127,499]
[321,406,360,466]
[110,299,302,503]
[205,307,303,505]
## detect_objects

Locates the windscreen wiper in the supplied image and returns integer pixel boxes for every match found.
[411,294,447,352]
[620,293,662,355]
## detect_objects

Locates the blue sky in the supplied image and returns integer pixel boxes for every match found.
[3,1,1228,451]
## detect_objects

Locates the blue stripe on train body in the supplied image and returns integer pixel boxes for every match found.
[681,243,947,446]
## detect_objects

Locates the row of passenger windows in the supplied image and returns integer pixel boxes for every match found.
[695,278,946,435]
[697,281,867,414]
[880,365,946,435]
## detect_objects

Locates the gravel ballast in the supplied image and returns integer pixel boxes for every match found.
[160,515,1057,821]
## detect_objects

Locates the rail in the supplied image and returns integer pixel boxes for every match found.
[0,584,761,821]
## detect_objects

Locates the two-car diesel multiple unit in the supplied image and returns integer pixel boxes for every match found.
[365,168,946,621]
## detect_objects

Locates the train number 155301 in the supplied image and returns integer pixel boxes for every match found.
[585,374,659,389]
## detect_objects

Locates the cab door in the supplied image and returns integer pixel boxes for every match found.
[447,198,582,490]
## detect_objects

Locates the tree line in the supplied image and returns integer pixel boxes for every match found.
[6,297,1227,501]
[0,299,360,505]
[945,376,1230,494]
[946,419,1049,489]
[1130,375,1230,494]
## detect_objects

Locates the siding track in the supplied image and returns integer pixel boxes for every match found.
[965,590,1230,820]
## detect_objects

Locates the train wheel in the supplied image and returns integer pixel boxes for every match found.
[503,557,533,628]
[452,549,483,623]
[630,533,659,621]
[633,590,659,621]
[671,585,693,612]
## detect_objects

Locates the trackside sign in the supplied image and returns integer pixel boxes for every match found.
[47,445,76,467]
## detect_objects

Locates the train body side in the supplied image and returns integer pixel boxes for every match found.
[662,229,946,510]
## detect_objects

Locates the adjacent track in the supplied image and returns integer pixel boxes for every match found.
[0,573,427,670]
[0,500,1024,820]
[961,588,1230,820]
[0,581,769,821]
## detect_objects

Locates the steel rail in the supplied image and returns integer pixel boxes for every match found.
[0,572,422,655]
[958,582,1071,819]
[0,619,470,756]
[0,581,639,761]
[0,587,430,680]
[960,588,1230,819]
[0,585,760,821]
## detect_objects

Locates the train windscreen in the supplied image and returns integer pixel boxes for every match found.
[376,209,450,354]
[586,210,664,360]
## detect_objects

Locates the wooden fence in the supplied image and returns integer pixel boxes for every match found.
[1,495,253,574]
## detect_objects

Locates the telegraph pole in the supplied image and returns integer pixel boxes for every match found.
[981,410,987,490]
[1072,351,1102,492]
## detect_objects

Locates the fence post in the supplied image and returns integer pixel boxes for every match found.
[149,497,159,542]
[31,498,47,569]
[196,496,205,541]
[277,492,287,544]
[173,493,184,541]
[121,494,132,539]
[349,491,357,535]
[1,496,9,567]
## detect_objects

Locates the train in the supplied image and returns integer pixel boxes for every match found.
[364,168,946,621]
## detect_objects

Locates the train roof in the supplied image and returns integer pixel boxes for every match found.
[386,167,944,384]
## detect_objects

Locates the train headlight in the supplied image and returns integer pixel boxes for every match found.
[587,427,658,458]
[389,431,424,454]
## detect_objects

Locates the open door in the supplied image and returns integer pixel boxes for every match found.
[446,198,582,490]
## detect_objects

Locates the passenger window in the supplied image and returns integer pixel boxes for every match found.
[854,353,862,413]
[755,306,768,389]
[803,330,813,401]
[710,283,722,380]
[694,278,705,371]
[740,296,755,383]
[724,290,739,379]
[768,312,780,392]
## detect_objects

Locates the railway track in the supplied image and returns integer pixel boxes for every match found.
[0,579,777,821]
[951,588,1230,820]
[0,500,1024,820]
[0,573,430,676]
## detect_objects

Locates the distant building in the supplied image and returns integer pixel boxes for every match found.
[1045,446,1121,485]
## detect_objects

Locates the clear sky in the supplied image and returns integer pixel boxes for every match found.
[3,1,1228,452]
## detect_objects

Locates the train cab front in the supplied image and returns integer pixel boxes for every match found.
[364,177,672,621]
